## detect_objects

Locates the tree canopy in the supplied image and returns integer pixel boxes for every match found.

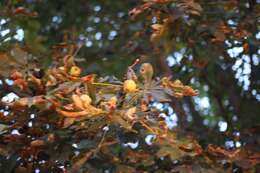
[0,0,259,172]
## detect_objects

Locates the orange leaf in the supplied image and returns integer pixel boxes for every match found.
[56,109,88,118]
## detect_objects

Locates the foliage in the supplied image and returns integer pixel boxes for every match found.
[0,0,259,172]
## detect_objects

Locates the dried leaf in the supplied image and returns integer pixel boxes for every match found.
[111,113,136,132]
[63,118,76,128]
[207,144,241,159]
[157,145,182,160]
[57,104,104,118]
[70,150,94,172]
[161,77,199,98]
[30,139,45,147]
[72,94,84,109]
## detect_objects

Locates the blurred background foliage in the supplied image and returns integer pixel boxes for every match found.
[0,0,259,172]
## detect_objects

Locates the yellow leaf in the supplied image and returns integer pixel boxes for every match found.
[80,94,92,106]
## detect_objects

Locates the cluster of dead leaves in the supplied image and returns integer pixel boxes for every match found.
[128,0,172,19]
[129,0,202,19]
[161,77,199,98]
[1,3,38,17]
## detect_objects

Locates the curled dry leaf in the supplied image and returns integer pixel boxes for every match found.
[183,86,199,96]
[161,77,199,98]
[3,96,45,107]
[72,94,84,110]
[57,104,104,118]
[80,94,92,106]
[56,109,90,118]
[207,144,241,159]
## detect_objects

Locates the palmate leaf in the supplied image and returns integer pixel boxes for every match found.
[71,115,107,132]
[0,47,30,77]
[47,81,81,95]
[157,145,183,160]
[141,80,171,102]
[156,142,198,161]
[144,86,171,102]
[173,164,227,173]
[0,54,22,78]
[115,164,136,173]
[156,133,202,161]
[9,47,28,65]
[110,113,136,132]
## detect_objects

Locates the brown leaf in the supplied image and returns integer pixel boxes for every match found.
[110,113,136,132]
[128,2,153,19]
[70,150,94,172]
[63,117,76,128]
[30,139,45,147]
[56,104,104,118]
[13,7,38,17]
[56,109,89,118]
[207,144,241,159]
[161,77,199,97]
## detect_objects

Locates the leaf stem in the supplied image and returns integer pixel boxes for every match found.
[92,82,122,87]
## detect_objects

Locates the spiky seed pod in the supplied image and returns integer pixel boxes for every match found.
[123,80,137,93]
[140,63,154,84]
[69,66,81,77]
